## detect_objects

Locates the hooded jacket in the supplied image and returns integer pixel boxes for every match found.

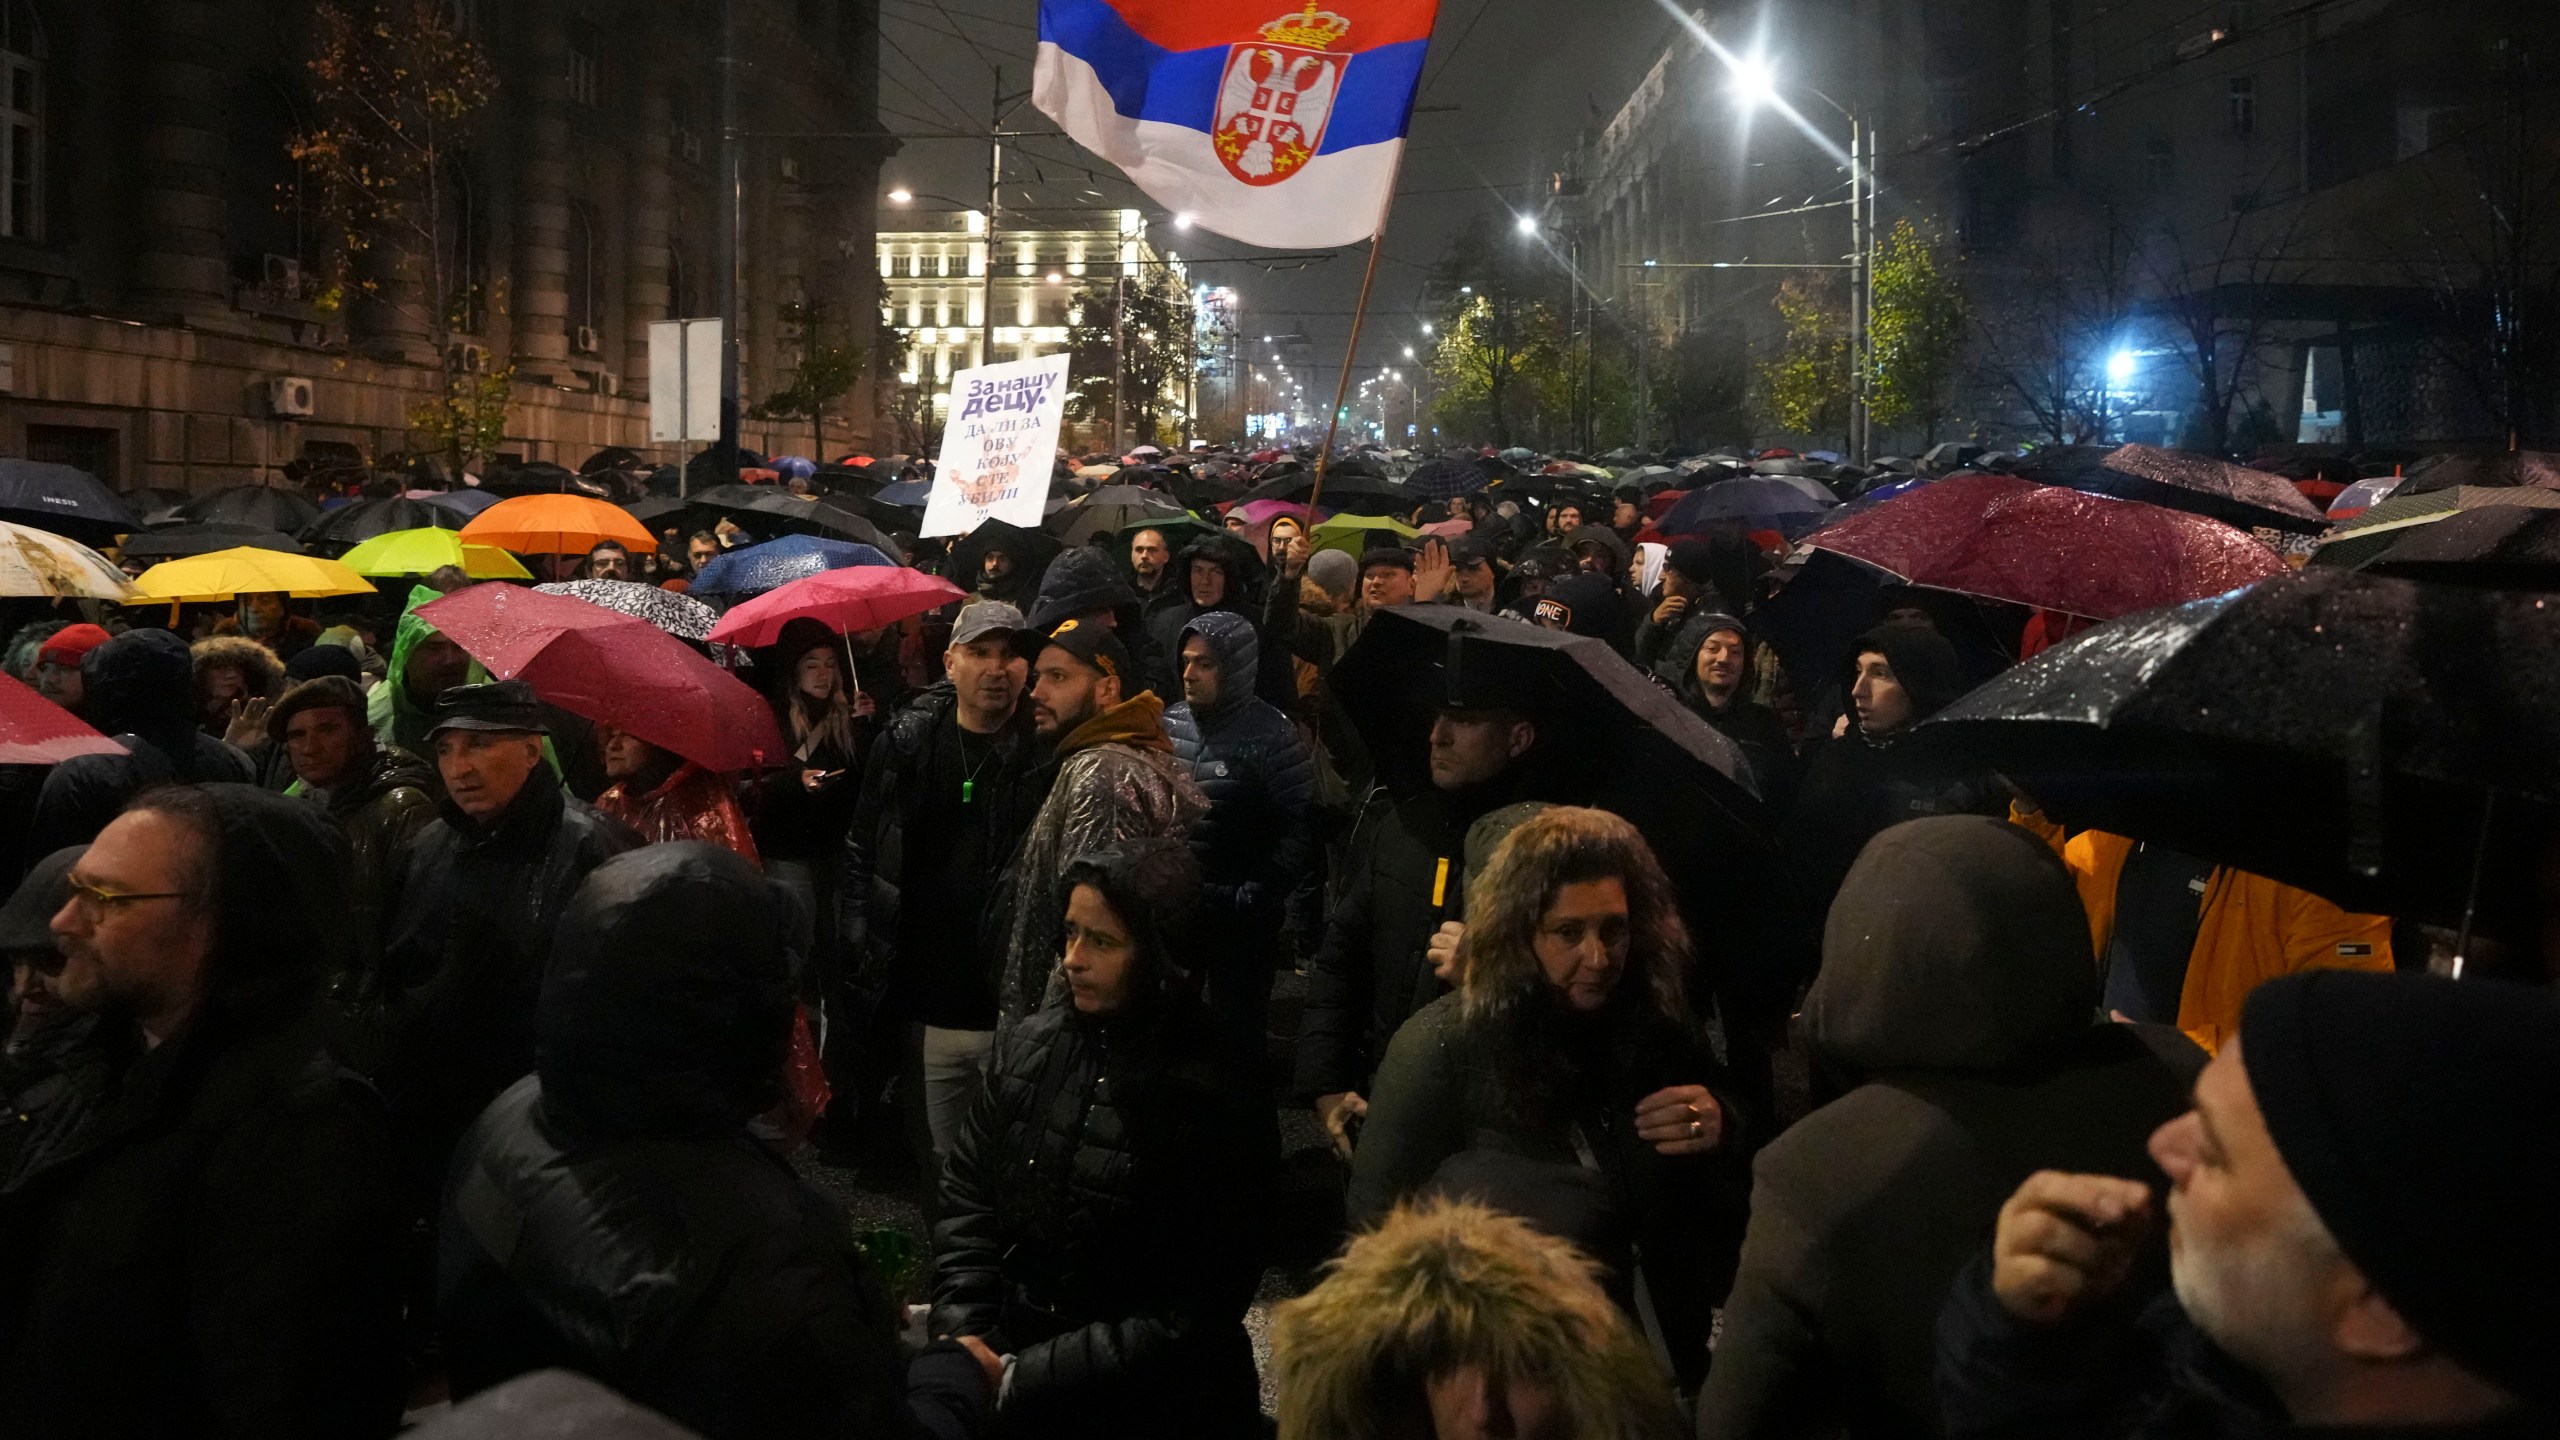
[1697,817,2201,1440]
[0,785,405,1440]
[1145,534,1295,707]
[1030,544,1165,704]
[597,761,761,864]
[191,635,287,729]
[369,586,453,761]
[988,692,1208,1025]
[439,845,988,1440]
[1159,610,1318,922]
[934,842,1277,1440]
[378,772,634,1199]
[1655,611,1795,806]
[28,629,255,857]
[1270,1198,1684,1440]
[307,740,441,1014]
[1782,623,2001,951]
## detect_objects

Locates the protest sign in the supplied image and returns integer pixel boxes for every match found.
[921,353,1072,539]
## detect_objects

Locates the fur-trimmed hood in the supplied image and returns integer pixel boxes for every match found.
[190,634,286,700]
[1270,1198,1682,1440]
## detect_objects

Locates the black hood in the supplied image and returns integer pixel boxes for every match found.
[1059,836,1202,1003]
[1029,544,1143,633]
[1179,609,1259,717]
[81,628,195,744]
[336,744,439,812]
[1807,815,2097,1074]
[186,784,355,1039]
[537,843,796,1141]
[1656,610,1753,706]
[1848,622,1967,722]
[1171,533,1265,612]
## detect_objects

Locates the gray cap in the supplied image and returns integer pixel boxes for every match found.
[0,845,82,953]
[951,599,1028,647]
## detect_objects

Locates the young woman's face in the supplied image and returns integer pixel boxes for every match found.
[796,647,841,702]
[1533,877,1631,1012]
[1061,884,1137,1014]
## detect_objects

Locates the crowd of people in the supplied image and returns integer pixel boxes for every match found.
[0,443,2550,1440]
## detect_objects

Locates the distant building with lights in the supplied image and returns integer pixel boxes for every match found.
[874,207,1191,440]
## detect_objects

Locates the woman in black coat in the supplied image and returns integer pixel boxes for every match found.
[1346,805,1750,1393]
[929,838,1278,1439]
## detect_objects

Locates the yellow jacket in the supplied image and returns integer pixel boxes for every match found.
[2011,807,2393,1054]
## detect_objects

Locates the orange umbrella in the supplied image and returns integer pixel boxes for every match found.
[459,493,659,555]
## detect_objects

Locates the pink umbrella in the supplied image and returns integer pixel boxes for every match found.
[418,584,786,772]
[0,669,122,763]
[1808,473,2286,620]
[1224,498,1325,527]
[706,566,967,650]
[1419,518,1474,538]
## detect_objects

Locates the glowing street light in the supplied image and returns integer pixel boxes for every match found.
[1515,214,1539,237]
[1727,50,1779,110]
[887,188,914,204]
[2107,350,2140,384]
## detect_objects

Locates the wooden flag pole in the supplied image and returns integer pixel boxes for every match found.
[1307,148,1410,516]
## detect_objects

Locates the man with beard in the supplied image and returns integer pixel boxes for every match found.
[840,602,1049,1181]
[1944,970,2557,1438]
[983,619,1203,1027]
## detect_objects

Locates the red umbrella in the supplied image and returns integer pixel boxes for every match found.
[706,566,966,649]
[0,669,123,763]
[1806,473,2286,620]
[418,584,785,772]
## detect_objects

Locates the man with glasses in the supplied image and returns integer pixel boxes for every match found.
[0,784,404,1434]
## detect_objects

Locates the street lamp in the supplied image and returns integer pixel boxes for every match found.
[1727,51,1879,465]
[1515,213,1540,237]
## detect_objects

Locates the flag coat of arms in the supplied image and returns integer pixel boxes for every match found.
[1034,0,1439,248]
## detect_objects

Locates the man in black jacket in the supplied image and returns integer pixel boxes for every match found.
[0,784,405,1438]
[1161,609,1316,1059]
[378,682,632,1198]
[1939,970,2558,1440]
[27,628,255,857]
[1145,533,1295,707]
[441,843,994,1440]
[1028,544,1163,710]
[1295,682,1553,1158]
[840,601,1048,1186]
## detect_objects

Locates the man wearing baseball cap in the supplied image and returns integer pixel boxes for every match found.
[1944,969,2558,1435]
[982,616,1204,1027]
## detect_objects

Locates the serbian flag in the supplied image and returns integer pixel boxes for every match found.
[1034,0,1438,249]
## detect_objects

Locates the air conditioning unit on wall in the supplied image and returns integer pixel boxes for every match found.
[573,325,602,356]
[447,343,491,375]
[265,376,316,417]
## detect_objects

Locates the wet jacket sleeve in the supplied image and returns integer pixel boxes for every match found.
[1934,1252,2172,1440]
[1293,822,1380,1100]
[1261,719,1320,907]
[1691,1155,1830,1439]
[927,1077,1010,1344]
[1343,1011,1468,1227]
[837,725,907,994]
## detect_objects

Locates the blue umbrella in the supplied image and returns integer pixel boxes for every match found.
[1658,477,1836,537]
[874,479,932,508]
[420,488,506,517]
[691,533,893,597]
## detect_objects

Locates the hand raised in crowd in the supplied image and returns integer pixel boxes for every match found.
[222,696,274,751]
[1316,1090,1367,1161]
[1652,593,1689,626]
[1426,921,1466,983]
[1278,533,1312,579]
[1412,537,1455,601]
[1988,1170,2155,1325]
[1633,1084,1723,1155]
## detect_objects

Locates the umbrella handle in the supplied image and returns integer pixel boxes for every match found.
[2452,790,2496,980]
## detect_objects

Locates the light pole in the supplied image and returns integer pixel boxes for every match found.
[1730,51,1876,465]
[884,188,999,375]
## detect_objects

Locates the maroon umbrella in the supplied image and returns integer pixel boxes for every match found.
[1806,472,2286,620]
[0,669,123,764]
[705,565,965,650]
[418,584,786,772]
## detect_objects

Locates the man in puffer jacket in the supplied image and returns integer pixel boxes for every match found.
[1144,533,1295,708]
[1160,610,1317,1058]
[439,843,992,1440]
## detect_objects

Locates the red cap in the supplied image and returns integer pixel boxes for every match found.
[36,623,111,668]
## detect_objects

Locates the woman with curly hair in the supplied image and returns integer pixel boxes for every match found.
[1346,805,1747,1393]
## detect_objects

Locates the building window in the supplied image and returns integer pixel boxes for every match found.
[567,17,601,108]
[2143,135,2175,187]
[24,423,112,481]
[0,2,40,243]
[2227,76,2256,137]
[565,201,599,338]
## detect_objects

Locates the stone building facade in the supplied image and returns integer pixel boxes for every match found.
[0,0,890,493]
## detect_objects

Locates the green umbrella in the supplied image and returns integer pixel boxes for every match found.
[1310,513,1420,559]
[339,526,534,581]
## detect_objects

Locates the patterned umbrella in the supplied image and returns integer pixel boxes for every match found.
[532,579,718,641]
[0,520,132,600]
[1407,456,1491,499]
[689,534,894,598]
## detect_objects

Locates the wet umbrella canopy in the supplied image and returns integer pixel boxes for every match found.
[681,484,897,551]
[1919,568,2560,933]
[175,485,322,535]
[302,497,466,552]
[0,459,138,541]
[705,566,967,650]
[2060,443,2327,542]
[1805,474,2284,619]
[1406,455,1491,500]
[1658,476,1836,537]
[1044,485,1191,546]
[0,669,124,764]
[532,580,720,642]
[0,521,132,600]
[2359,506,2560,589]
[419,584,785,773]
[689,534,894,598]
[119,523,307,560]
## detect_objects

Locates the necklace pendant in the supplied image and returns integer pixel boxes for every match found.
[962,779,975,804]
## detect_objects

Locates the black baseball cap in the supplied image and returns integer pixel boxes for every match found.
[1040,616,1133,683]
[1448,535,1496,569]
[0,845,81,953]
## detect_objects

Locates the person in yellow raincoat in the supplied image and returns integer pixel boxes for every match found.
[2012,802,2392,1053]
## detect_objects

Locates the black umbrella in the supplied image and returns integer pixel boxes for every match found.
[2360,506,2560,589]
[1916,568,2560,937]
[300,497,465,553]
[175,485,322,534]
[1332,605,1770,864]
[683,484,896,550]
[1045,485,1192,546]
[0,459,137,540]
[120,487,191,518]
[621,495,693,529]
[944,519,1062,599]
[1243,467,1410,517]
[2394,450,2560,496]
[120,522,306,560]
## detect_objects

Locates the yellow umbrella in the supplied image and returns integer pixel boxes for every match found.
[338,526,534,581]
[127,547,376,603]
